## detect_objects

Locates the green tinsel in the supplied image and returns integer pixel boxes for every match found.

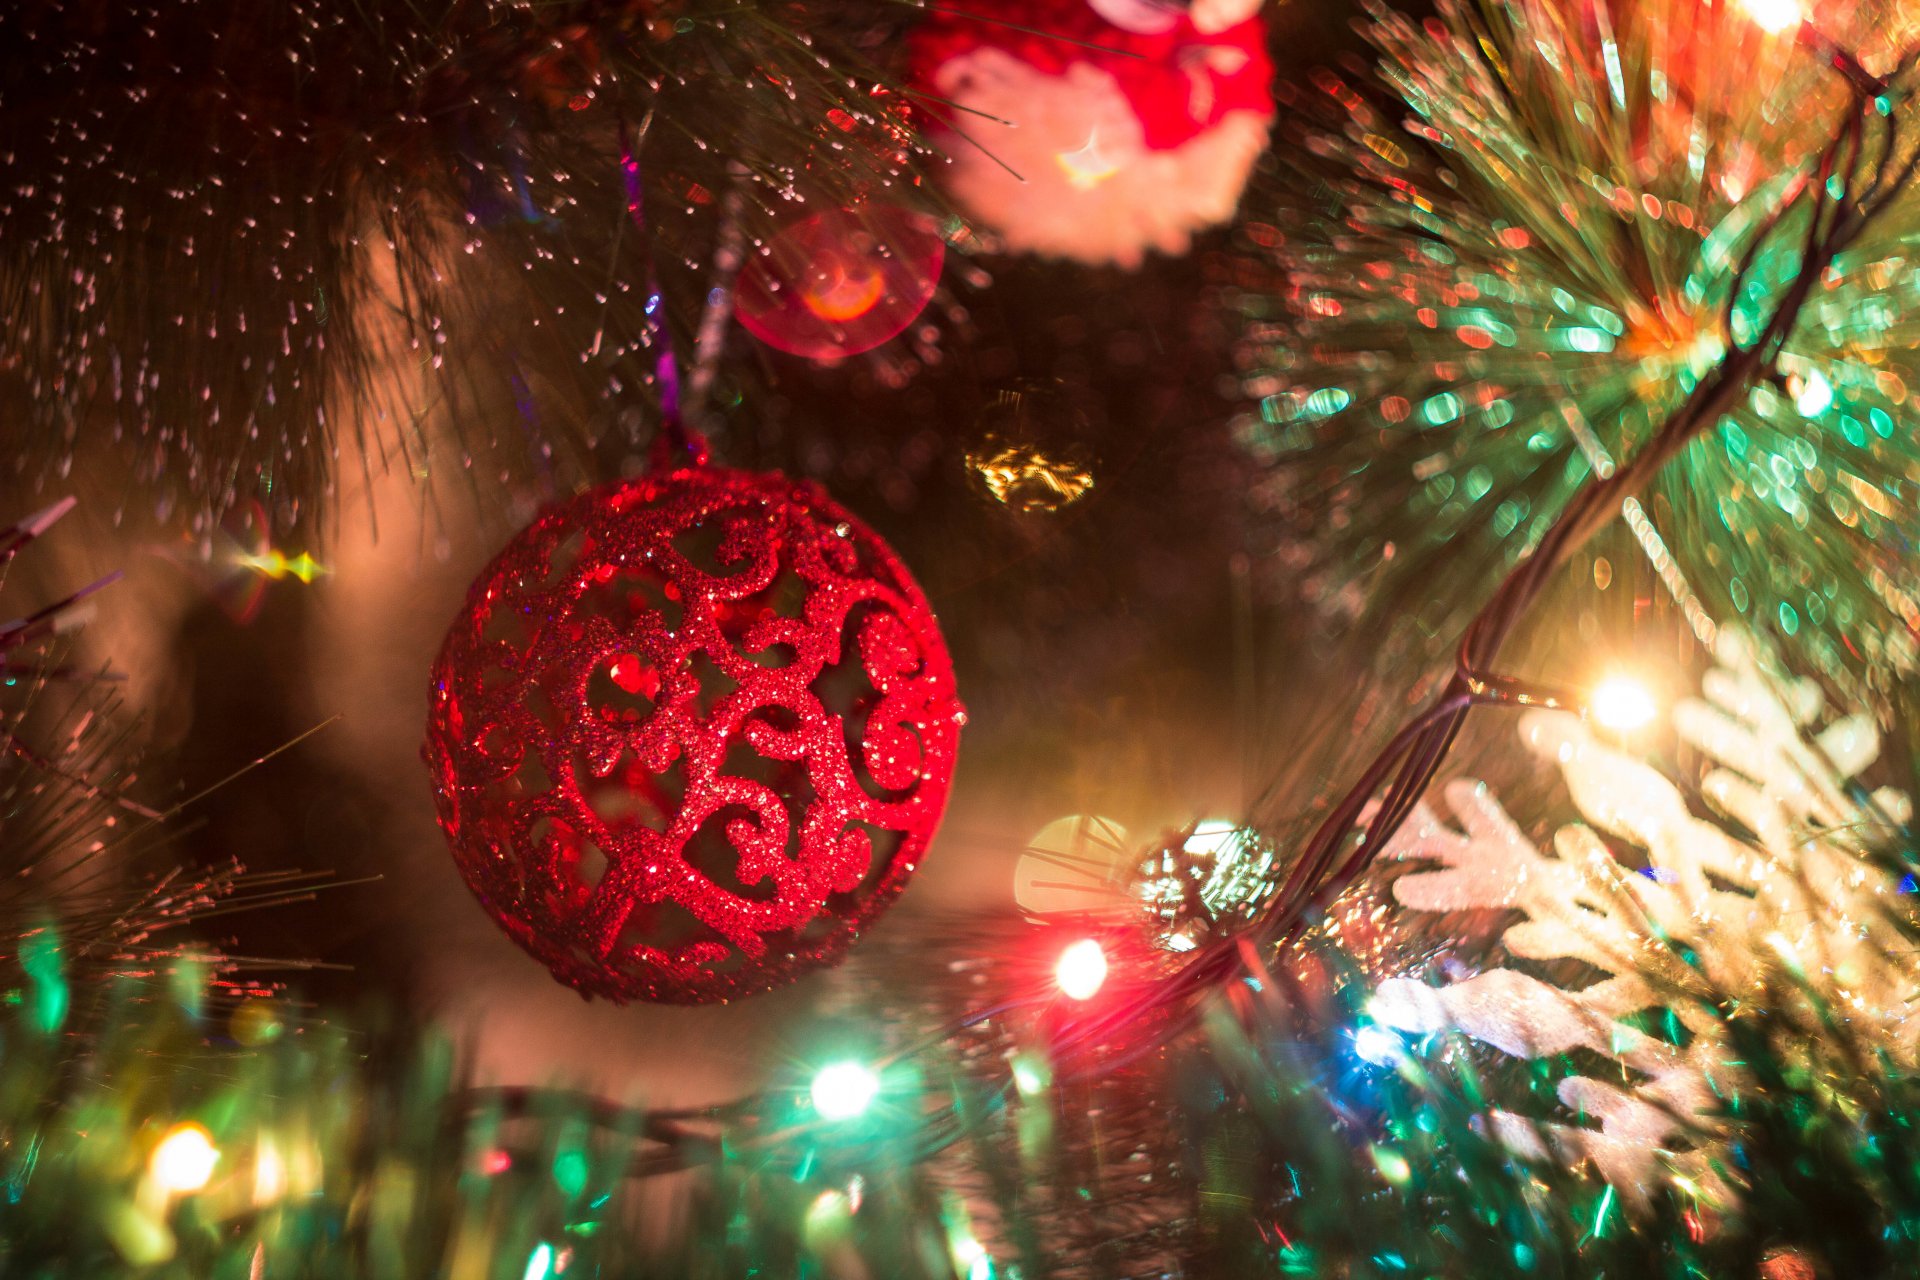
[12,906,1920,1277]
[1236,0,1920,694]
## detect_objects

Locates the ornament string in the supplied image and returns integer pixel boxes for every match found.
[619,115,715,470]
[682,170,750,434]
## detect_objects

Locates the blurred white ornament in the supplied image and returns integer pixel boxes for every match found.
[1013,814,1133,917]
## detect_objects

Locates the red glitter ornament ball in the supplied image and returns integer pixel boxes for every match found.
[734,204,946,362]
[424,461,964,1003]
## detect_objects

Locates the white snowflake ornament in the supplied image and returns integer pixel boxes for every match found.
[1370,632,1917,1205]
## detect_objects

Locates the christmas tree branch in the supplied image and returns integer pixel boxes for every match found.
[1253,53,1898,949]
[0,0,935,537]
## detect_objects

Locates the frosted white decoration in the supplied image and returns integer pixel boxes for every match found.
[1371,631,1917,1205]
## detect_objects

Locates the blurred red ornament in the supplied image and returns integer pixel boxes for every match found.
[424,460,964,1003]
[735,205,946,361]
[907,0,1274,266]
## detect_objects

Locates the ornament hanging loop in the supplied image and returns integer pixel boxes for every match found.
[646,183,745,474]
[619,113,732,475]
[681,167,750,432]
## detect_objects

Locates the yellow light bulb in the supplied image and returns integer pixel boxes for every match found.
[1591,675,1657,733]
[254,1138,288,1205]
[1739,0,1805,34]
[150,1123,219,1194]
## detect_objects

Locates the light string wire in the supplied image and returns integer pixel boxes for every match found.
[458,21,1920,1177]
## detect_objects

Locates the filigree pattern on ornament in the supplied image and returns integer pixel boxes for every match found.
[427,468,961,1001]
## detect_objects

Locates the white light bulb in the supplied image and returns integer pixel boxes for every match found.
[1353,1025,1405,1067]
